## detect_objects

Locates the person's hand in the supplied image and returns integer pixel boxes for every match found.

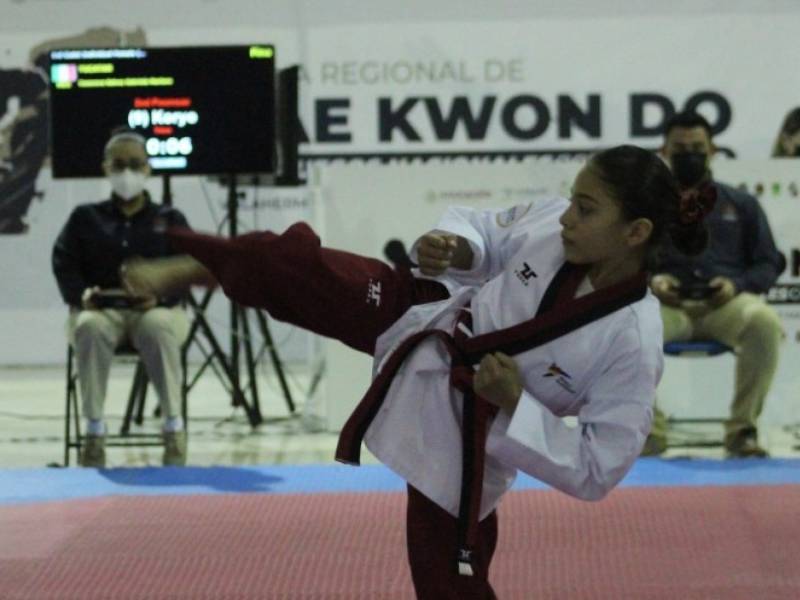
[650,274,682,307]
[681,300,711,319]
[80,286,101,310]
[130,293,157,311]
[474,352,523,415]
[708,276,737,307]
[417,232,458,276]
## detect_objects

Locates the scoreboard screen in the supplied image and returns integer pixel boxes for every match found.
[49,45,275,177]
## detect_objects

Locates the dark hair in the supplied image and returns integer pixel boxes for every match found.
[663,111,714,142]
[771,107,800,157]
[590,145,708,266]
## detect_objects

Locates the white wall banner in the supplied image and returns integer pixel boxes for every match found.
[299,15,800,160]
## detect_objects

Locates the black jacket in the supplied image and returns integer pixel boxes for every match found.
[52,194,189,307]
[655,181,783,294]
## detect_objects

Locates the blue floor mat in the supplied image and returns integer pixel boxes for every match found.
[1,458,799,506]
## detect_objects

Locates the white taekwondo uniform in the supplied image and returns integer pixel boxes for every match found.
[361,197,663,520]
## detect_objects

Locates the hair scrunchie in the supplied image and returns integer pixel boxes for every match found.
[678,183,716,225]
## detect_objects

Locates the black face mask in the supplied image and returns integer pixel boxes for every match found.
[671,151,708,187]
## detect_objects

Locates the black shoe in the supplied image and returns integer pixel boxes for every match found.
[725,428,769,458]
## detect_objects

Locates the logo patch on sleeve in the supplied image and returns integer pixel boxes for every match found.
[366,279,382,306]
[496,202,532,227]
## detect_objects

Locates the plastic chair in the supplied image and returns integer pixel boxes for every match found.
[662,340,734,448]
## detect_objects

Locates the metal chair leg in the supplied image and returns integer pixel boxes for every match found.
[120,366,138,435]
[181,342,189,432]
[65,345,83,467]
[120,360,149,435]
[65,346,73,467]
[133,362,147,426]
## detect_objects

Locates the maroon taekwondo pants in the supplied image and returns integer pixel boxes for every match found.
[168,223,499,598]
[407,485,499,599]
[168,222,446,354]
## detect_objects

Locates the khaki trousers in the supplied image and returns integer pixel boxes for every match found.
[67,307,189,424]
[651,293,783,443]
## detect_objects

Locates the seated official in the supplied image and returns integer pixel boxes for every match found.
[646,112,784,458]
[52,130,191,467]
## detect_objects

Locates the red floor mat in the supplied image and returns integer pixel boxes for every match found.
[1,485,798,599]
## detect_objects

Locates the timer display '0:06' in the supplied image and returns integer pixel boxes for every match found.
[146,137,193,157]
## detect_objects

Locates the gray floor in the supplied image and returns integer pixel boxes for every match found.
[0,363,384,469]
[1,365,797,469]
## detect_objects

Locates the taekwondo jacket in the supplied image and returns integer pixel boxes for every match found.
[363,197,663,519]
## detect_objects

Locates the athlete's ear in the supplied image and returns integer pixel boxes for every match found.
[626,218,653,248]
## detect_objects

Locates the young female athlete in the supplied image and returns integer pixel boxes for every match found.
[122,145,712,599]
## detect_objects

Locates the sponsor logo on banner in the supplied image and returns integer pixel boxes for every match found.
[767,284,800,305]
[737,181,800,199]
[424,188,548,206]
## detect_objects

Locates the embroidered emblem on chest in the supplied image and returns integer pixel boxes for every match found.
[514,261,537,286]
[720,202,738,222]
[543,363,576,394]
[152,217,168,233]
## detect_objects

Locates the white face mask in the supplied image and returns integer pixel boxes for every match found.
[109,169,147,201]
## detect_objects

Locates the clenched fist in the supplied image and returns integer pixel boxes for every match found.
[416,232,474,276]
[417,233,457,276]
[474,352,523,415]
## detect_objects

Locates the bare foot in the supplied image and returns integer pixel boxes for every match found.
[121,256,215,297]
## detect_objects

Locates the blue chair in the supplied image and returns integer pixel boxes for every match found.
[664,340,733,357]
[662,340,734,447]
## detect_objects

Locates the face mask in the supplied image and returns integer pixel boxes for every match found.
[671,152,708,187]
[109,169,147,201]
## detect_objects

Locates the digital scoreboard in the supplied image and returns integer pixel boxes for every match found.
[48,45,276,177]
